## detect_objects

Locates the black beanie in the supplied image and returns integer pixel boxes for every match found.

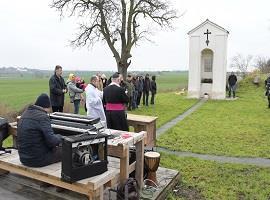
[35,93,51,108]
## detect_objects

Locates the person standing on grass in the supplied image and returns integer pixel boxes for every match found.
[150,75,157,105]
[67,73,84,114]
[85,75,106,123]
[126,74,135,111]
[136,75,144,107]
[103,72,129,131]
[228,72,237,98]
[265,74,270,108]
[49,65,67,112]
[143,74,151,106]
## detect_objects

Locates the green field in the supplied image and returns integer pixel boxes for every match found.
[129,93,197,128]
[161,153,270,200]
[158,76,270,158]
[2,72,270,199]
[0,71,188,111]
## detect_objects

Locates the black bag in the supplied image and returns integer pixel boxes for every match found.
[109,178,140,200]
[0,117,9,150]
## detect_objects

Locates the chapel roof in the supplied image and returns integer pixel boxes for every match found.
[188,19,229,35]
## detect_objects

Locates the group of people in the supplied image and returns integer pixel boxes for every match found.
[120,73,157,110]
[17,65,158,169]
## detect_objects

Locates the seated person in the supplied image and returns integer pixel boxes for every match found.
[17,93,62,167]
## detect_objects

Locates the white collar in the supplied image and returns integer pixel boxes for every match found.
[109,82,120,87]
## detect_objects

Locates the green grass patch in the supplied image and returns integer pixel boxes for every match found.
[0,71,188,110]
[0,78,49,110]
[129,93,197,128]
[158,76,270,158]
[161,153,270,200]
[155,71,188,92]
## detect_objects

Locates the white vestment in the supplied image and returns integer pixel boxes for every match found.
[85,84,106,123]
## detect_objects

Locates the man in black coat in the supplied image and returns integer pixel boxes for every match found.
[143,74,151,106]
[17,94,62,167]
[150,75,157,105]
[103,73,129,131]
[228,72,237,98]
[265,75,270,108]
[49,65,67,112]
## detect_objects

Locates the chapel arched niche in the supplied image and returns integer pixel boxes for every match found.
[201,48,213,84]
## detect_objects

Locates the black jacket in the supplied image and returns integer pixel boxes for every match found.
[49,74,66,107]
[228,74,237,86]
[150,80,157,94]
[17,105,61,167]
[143,78,151,92]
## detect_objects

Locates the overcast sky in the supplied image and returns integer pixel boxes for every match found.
[0,0,269,71]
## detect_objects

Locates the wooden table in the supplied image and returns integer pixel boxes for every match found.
[8,123,146,189]
[127,113,158,147]
[106,129,146,189]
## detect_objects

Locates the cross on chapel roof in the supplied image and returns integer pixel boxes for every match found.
[188,19,229,35]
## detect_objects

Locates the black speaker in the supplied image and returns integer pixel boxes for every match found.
[61,133,108,183]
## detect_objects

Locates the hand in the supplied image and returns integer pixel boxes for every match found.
[63,89,67,93]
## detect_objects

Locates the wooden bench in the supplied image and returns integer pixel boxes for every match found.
[127,113,158,147]
[0,150,118,200]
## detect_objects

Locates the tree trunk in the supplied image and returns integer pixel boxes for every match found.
[117,62,128,80]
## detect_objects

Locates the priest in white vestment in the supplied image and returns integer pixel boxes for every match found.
[85,75,106,125]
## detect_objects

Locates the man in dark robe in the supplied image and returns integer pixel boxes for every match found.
[143,74,151,106]
[103,73,129,131]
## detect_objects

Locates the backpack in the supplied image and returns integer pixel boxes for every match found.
[109,178,140,200]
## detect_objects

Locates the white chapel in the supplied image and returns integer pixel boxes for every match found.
[187,19,229,99]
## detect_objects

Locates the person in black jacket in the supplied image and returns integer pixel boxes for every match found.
[265,75,270,108]
[49,65,67,112]
[17,94,62,167]
[150,75,157,105]
[228,72,237,98]
[143,74,151,106]
[103,73,129,131]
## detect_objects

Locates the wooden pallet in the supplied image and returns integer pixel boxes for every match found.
[0,150,120,200]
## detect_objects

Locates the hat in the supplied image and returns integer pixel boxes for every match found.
[75,76,81,83]
[35,93,51,108]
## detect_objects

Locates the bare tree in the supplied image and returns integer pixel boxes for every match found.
[254,56,270,74]
[51,0,178,79]
[230,54,253,76]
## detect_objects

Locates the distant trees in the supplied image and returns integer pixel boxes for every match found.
[51,0,178,79]
[254,56,270,74]
[230,54,253,76]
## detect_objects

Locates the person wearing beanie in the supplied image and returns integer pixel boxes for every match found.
[17,93,62,167]
[49,65,67,112]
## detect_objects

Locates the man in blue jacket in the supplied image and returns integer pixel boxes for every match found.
[17,93,62,167]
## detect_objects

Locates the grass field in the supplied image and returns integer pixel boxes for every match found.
[0,71,188,110]
[129,93,197,128]
[158,76,270,158]
[161,153,270,200]
[2,72,270,199]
